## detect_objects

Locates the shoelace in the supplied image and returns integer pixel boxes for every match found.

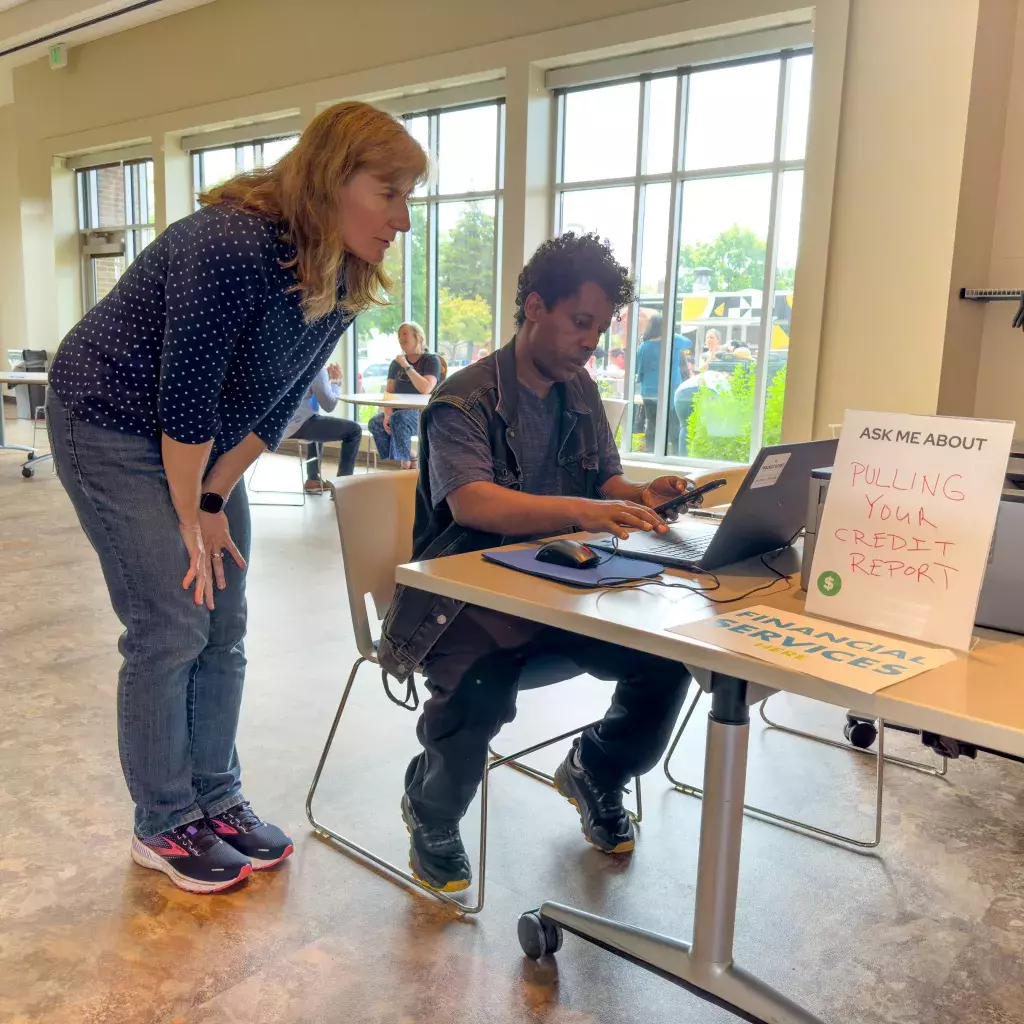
[594,787,628,822]
[419,823,464,852]
[168,821,219,856]
[220,802,264,832]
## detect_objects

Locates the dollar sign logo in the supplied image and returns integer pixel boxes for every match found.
[816,571,842,597]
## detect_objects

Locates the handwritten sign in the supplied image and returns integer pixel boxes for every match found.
[806,410,1013,650]
[667,606,956,693]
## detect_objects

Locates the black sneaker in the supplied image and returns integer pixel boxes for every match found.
[400,794,472,893]
[553,740,635,854]
[131,820,253,894]
[207,802,294,870]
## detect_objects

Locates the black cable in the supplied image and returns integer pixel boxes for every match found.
[595,527,801,604]
[1014,294,1024,331]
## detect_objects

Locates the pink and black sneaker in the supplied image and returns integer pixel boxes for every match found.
[131,819,253,894]
[207,802,294,869]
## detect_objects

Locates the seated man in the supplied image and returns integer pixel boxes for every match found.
[283,362,362,488]
[378,233,693,893]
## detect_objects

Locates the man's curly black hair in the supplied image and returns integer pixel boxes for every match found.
[514,232,635,328]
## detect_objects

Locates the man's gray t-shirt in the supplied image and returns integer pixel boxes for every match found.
[427,380,622,509]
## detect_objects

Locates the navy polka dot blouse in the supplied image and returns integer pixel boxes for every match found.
[49,204,354,454]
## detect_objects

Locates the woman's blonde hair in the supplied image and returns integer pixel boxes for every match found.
[398,320,426,353]
[199,101,428,321]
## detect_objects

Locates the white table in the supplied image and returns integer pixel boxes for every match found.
[396,540,1024,1024]
[0,372,51,477]
[337,392,430,411]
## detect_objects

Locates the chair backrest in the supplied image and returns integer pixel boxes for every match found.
[601,397,628,437]
[689,465,749,507]
[437,355,448,383]
[331,470,419,661]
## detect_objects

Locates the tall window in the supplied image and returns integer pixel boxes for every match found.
[352,101,504,403]
[192,134,300,197]
[77,160,155,311]
[554,52,811,464]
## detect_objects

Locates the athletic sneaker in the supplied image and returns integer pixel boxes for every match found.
[131,820,253,894]
[207,802,294,869]
[553,740,635,854]
[401,794,472,893]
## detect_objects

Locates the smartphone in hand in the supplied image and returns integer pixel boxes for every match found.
[652,478,728,516]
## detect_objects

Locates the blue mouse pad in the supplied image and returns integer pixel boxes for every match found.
[483,547,664,588]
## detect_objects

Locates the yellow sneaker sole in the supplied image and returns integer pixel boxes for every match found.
[564,796,635,855]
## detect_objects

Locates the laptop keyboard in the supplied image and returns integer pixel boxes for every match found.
[625,527,717,562]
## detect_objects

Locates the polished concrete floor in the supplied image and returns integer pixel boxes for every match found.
[2,411,1023,1024]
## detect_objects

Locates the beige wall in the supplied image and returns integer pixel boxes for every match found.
[974,0,1024,424]
[5,0,1023,441]
[811,0,1015,431]
[0,102,26,359]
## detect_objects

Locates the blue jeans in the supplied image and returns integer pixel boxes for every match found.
[46,390,249,838]
[368,407,419,462]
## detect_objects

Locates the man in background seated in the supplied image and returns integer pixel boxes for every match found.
[283,363,362,489]
[379,233,694,893]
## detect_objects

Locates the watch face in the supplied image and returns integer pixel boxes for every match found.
[200,492,224,514]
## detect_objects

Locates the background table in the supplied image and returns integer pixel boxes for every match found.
[0,372,51,476]
[397,539,1024,1023]
[337,392,429,411]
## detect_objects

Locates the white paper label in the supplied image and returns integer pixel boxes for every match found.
[749,452,791,489]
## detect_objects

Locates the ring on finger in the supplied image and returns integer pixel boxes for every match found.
[212,552,223,559]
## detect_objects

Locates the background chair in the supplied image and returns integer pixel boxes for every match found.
[306,470,639,914]
[246,444,323,505]
[600,397,628,441]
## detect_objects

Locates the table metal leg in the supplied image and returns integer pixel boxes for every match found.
[523,674,824,1024]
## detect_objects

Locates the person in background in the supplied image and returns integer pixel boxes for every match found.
[378,233,695,894]
[367,321,441,469]
[699,328,723,370]
[45,101,426,894]
[635,313,693,453]
[284,362,362,489]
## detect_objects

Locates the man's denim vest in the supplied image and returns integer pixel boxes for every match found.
[377,338,606,682]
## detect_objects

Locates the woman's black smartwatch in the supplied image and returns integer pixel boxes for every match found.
[199,491,225,514]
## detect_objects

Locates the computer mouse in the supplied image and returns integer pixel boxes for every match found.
[535,538,601,569]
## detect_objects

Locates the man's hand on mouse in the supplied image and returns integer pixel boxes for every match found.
[641,475,699,520]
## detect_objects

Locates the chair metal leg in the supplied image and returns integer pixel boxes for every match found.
[757,696,949,777]
[306,656,488,913]
[307,660,612,914]
[488,728,643,824]
[663,689,889,849]
[247,450,306,506]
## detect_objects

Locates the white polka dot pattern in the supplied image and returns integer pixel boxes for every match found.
[49,205,354,453]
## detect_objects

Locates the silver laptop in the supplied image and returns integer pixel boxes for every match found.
[593,439,839,572]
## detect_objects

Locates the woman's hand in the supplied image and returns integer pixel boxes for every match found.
[383,409,393,434]
[327,362,342,382]
[179,521,213,609]
[395,353,410,370]
[200,510,247,599]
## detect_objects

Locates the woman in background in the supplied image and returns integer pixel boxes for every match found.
[46,102,426,894]
[367,321,441,469]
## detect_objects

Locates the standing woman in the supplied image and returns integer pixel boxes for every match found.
[367,321,441,469]
[46,102,426,894]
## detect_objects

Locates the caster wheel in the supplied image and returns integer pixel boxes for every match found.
[21,466,34,478]
[844,718,877,749]
[518,911,563,960]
